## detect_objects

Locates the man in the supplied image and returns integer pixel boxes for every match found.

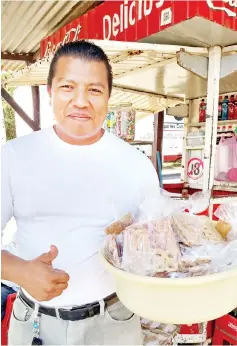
[1,40,160,345]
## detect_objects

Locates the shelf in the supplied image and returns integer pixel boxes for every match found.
[185,145,204,150]
[214,180,237,192]
[190,120,237,127]
[126,140,153,145]
[211,196,237,203]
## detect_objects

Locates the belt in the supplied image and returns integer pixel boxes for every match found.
[19,289,118,321]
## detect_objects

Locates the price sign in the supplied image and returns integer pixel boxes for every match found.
[187,158,204,180]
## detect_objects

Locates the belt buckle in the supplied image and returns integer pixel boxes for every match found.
[58,306,88,321]
[87,304,95,318]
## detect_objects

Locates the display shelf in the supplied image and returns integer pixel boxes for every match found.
[126,140,153,145]
[210,196,237,204]
[190,120,237,127]
[185,145,204,150]
[214,180,237,192]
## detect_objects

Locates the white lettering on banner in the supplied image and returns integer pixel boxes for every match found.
[44,24,82,58]
[228,322,237,332]
[129,1,136,25]
[144,0,153,16]
[206,0,237,17]
[112,13,120,36]
[103,0,165,39]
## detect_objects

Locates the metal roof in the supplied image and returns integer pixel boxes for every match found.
[3,40,237,112]
[3,41,192,113]
[1,0,101,72]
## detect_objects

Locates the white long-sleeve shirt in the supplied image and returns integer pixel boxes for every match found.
[1,127,159,307]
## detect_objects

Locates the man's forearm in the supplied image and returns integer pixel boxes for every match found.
[1,250,28,287]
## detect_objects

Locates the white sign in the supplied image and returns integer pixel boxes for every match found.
[187,158,204,181]
[160,7,172,26]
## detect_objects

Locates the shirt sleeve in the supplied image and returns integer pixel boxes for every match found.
[1,143,14,232]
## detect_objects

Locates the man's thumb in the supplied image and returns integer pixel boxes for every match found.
[38,245,58,264]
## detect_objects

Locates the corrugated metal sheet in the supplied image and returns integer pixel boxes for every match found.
[1,0,100,71]
[1,60,26,72]
[3,42,188,113]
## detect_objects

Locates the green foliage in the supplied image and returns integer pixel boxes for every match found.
[2,86,16,141]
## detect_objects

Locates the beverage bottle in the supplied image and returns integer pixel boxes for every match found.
[222,95,229,120]
[199,98,206,123]
[228,95,235,120]
[233,94,237,120]
[218,96,222,120]
[217,126,221,145]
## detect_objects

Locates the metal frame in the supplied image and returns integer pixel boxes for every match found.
[178,45,237,198]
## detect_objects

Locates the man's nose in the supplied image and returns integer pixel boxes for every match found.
[72,90,89,107]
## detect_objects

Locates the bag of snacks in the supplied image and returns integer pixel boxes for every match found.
[103,190,237,278]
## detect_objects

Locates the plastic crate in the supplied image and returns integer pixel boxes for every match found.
[1,293,17,345]
[212,314,237,345]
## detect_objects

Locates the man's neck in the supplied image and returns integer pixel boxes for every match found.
[53,125,104,145]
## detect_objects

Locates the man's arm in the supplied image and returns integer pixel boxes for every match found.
[1,247,70,302]
[1,250,28,285]
[1,143,14,232]
[1,144,70,301]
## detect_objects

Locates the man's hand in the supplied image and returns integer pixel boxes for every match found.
[22,245,70,302]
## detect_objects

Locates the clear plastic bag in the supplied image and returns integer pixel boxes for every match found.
[122,217,181,276]
[171,214,223,247]
[214,202,237,241]
[103,190,236,278]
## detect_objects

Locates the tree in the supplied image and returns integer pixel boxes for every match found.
[2,86,16,141]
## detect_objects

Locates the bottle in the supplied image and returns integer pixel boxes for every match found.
[222,95,229,120]
[217,126,221,145]
[218,96,222,120]
[199,99,206,123]
[228,95,235,120]
[233,94,237,120]
[120,103,136,140]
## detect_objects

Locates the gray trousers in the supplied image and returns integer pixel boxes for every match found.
[8,295,143,345]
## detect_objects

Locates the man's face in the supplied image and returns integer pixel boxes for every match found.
[48,56,110,138]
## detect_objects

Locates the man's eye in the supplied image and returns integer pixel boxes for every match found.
[89,88,102,94]
[61,85,73,90]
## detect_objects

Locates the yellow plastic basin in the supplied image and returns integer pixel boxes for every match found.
[101,251,237,324]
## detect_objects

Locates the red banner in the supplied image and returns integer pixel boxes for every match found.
[40,0,237,58]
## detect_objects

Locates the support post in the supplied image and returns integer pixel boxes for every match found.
[1,88,40,131]
[152,111,164,182]
[203,46,221,192]
[31,86,40,129]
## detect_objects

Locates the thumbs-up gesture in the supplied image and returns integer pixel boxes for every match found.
[22,245,70,302]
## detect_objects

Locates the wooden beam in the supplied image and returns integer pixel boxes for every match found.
[152,114,158,170]
[31,86,40,128]
[157,111,165,169]
[152,111,164,182]
[1,52,35,62]
[1,88,40,131]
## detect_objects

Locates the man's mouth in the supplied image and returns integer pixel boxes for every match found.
[68,113,91,121]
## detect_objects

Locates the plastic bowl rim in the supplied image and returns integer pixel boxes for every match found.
[100,250,237,286]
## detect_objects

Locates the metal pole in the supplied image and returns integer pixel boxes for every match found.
[203,46,221,192]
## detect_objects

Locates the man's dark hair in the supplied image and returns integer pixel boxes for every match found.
[47,40,113,96]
